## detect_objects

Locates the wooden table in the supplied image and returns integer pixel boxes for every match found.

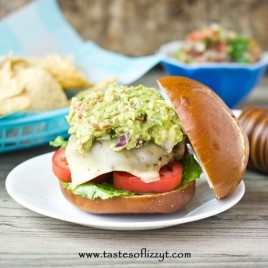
[1,69,268,267]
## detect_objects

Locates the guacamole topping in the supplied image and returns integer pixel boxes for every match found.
[67,84,184,152]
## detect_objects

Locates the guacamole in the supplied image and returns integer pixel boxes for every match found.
[67,84,184,152]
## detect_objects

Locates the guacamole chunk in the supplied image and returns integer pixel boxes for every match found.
[67,84,184,152]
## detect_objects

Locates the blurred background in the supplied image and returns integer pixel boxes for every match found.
[0,0,267,56]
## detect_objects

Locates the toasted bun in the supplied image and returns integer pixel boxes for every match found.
[158,76,249,199]
[59,180,195,214]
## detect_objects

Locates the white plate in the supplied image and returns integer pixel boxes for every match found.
[5,152,245,231]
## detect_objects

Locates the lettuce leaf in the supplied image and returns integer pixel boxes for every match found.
[50,136,68,148]
[63,181,134,200]
[180,152,203,187]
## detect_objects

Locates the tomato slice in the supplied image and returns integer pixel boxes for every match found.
[52,148,71,182]
[113,162,182,193]
[91,173,112,184]
[52,148,111,183]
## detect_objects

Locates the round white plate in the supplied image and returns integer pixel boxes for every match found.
[5,152,245,231]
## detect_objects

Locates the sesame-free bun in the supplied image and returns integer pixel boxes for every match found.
[59,180,195,214]
[158,76,249,199]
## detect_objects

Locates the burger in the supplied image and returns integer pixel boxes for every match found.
[51,76,249,214]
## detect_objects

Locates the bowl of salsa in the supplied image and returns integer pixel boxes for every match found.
[159,24,268,108]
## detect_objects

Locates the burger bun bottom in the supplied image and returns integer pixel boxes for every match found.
[59,180,195,214]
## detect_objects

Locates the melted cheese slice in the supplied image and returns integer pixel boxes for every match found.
[66,138,176,187]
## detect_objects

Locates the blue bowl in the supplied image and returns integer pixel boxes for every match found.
[159,41,268,108]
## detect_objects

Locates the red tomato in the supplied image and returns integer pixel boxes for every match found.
[52,148,71,182]
[91,173,112,184]
[52,148,111,183]
[113,162,182,193]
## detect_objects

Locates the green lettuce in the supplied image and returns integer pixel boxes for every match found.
[180,152,203,187]
[50,136,68,148]
[63,181,134,200]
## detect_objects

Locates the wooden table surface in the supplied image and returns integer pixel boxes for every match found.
[1,69,268,268]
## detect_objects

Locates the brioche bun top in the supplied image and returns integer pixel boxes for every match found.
[158,76,249,199]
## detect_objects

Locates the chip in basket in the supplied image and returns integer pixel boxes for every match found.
[31,54,92,90]
[17,67,69,111]
[0,94,30,115]
[0,59,24,101]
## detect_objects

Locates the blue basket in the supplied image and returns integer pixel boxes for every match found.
[0,107,70,153]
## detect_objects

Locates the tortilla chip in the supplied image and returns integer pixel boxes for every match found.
[0,78,24,101]
[75,76,117,98]
[10,58,32,73]
[0,60,25,101]
[17,67,69,111]
[0,55,31,76]
[0,94,30,115]
[32,54,92,89]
